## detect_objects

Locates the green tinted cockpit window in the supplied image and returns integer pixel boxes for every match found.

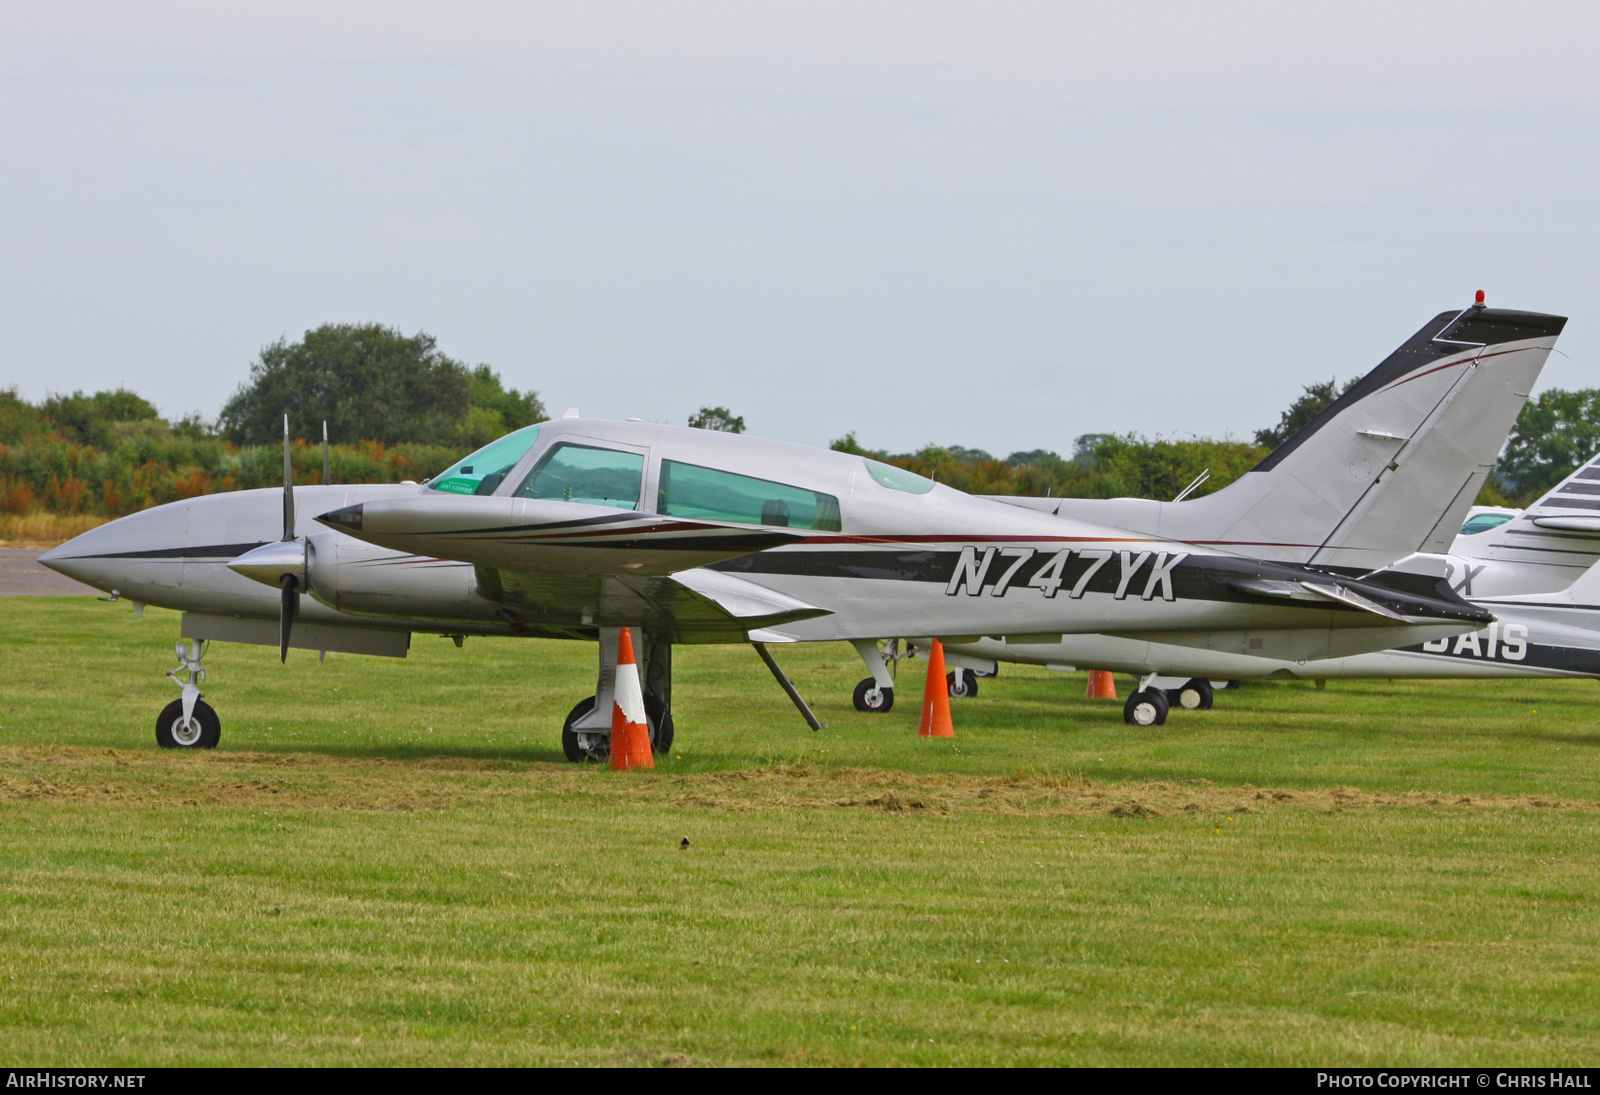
[1460,512,1515,535]
[428,425,541,496]
[865,459,935,495]
[658,460,842,531]
[513,443,644,510]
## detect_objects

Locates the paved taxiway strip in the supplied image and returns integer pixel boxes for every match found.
[0,548,98,596]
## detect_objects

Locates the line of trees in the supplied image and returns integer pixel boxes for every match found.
[832,377,1588,508]
[829,431,1270,501]
[2,329,1594,518]
[0,324,539,517]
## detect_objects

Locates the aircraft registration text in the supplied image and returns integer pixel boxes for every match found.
[944,546,1187,601]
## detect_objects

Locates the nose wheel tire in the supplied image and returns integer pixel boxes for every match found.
[946,669,978,698]
[852,678,895,713]
[561,695,673,763]
[1123,689,1169,727]
[1169,678,1214,710]
[156,698,221,749]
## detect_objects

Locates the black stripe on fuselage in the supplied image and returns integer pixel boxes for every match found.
[713,547,1488,622]
[1395,638,1600,675]
[52,541,270,561]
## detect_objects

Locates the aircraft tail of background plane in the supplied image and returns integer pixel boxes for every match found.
[997,301,1566,573]
[1455,449,1600,594]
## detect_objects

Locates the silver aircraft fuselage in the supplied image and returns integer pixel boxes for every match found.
[43,418,1488,659]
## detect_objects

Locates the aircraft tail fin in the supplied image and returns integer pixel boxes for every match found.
[1020,301,1565,571]
[1455,449,1600,593]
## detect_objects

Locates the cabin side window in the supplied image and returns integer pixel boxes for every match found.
[1459,512,1515,535]
[657,460,842,531]
[864,458,935,495]
[513,443,644,510]
[429,425,542,496]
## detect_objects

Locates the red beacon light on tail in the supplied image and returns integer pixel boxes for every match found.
[1476,290,1486,306]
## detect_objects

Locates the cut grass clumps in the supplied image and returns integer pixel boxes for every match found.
[2,597,1599,1065]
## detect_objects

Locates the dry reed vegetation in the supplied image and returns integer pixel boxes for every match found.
[0,512,108,546]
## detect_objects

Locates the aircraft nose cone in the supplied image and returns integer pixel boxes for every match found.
[317,503,363,532]
[35,531,108,586]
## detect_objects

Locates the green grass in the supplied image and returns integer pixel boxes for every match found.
[2,597,1599,1065]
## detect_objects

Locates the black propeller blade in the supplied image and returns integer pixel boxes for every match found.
[280,573,298,663]
[283,414,295,542]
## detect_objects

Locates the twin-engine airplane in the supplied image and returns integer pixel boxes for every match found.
[39,299,1558,758]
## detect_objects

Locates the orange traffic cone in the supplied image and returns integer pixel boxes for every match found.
[609,628,654,770]
[919,639,955,738]
[1085,670,1118,699]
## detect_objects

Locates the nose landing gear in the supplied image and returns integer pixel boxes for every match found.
[158,639,220,749]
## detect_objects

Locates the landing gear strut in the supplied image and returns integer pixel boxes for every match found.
[852,677,894,713]
[1123,689,1169,727]
[158,639,220,748]
[561,694,671,763]
[1123,673,1169,726]
[850,639,896,713]
[946,668,979,698]
[561,627,675,763]
[1169,678,1214,710]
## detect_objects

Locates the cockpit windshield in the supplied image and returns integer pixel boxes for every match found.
[514,443,644,510]
[428,425,542,496]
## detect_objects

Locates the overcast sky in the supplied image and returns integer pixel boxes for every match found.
[3,1,1597,456]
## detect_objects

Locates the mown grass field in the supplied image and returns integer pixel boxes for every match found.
[2,596,1598,1066]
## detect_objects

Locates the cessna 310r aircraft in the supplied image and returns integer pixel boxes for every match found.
[38,299,1556,759]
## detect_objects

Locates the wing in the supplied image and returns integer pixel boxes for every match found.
[317,495,830,640]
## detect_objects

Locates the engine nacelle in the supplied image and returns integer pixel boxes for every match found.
[304,532,504,623]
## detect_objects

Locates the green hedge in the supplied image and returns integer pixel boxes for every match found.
[0,436,458,516]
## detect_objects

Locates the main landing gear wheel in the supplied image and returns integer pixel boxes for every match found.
[155,698,221,749]
[560,695,673,763]
[852,678,895,713]
[1123,689,1169,727]
[1169,678,1214,710]
[946,669,978,698]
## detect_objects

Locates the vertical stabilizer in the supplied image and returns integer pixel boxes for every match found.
[1455,449,1600,593]
[1006,302,1566,572]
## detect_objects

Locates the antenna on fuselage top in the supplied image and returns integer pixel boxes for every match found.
[1172,469,1210,503]
[322,420,331,485]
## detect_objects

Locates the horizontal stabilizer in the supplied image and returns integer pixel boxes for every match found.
[1225,565,1491,628]
[1225,578,1413,621]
